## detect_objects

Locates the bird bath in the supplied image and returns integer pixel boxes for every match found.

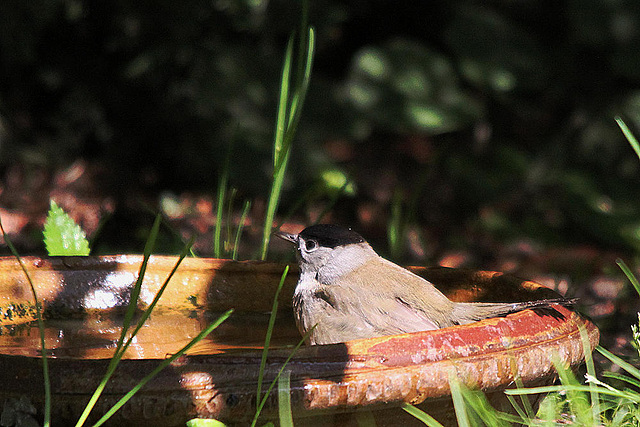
[0,256,599,426]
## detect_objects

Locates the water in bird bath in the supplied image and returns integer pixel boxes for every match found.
[0,308,301,359]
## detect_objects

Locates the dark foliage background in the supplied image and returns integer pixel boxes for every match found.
[2,0,640,331]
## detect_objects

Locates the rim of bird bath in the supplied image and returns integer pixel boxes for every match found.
[0,255,599,426]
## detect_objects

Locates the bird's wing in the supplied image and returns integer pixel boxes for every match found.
[335,257,456,332]
[371,295,441,333]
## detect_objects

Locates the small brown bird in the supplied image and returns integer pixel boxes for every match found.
[277,224,576,345]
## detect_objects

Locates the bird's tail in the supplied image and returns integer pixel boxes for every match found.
[451,297,578,325]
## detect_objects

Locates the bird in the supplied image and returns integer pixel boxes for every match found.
[276,224,576,345]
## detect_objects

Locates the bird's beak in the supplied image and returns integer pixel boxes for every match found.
[274,230,298,244]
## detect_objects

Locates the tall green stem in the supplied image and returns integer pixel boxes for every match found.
[259,13,315,260]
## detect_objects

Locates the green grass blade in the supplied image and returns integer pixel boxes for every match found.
[273,36,294,169]
[616,116,640,161]
[584,372,637,399]
[401,403,444,426]
[0,216,51,427]
[504,395,528,423]
[602,371,640,389]
[451,377,515,426]
[276,26,315,185]
[76,348,121,423]
[505,384,640,402]
[152,213,197,258]
[260,36,295,260]
[448,374,470,427]
[92,309,233,427]
[277,27,315,172]
[260,21,315,260]
[536,393,563,426]
[256,266,289,408]
[463,392,517,425]
[121,237,194,349]
[553,358,594,425]
[224,188,237,255]
[214,144,233,258]
[214,182,225,258]
[118,215,161,351]
[83,236,199,427]
[579,324,600,422]
[261,147,292,260]
[597,346,640,381]
[251,326,315,427]
[617,258,640,297]
[511,374,534,420]
[277,369,294,427]
[232,200,251,260]
[283,27,315,137]
[75,215,161,426]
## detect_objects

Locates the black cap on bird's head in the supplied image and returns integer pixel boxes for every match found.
[299,224,365,248]
[276,224,365,248]
[276,224,376,279]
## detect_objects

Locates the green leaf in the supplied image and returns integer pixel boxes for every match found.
[186,419,228,427]
[401,403,444,426]
[43,200,90,256]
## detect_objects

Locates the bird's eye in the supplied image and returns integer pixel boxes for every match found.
[304,239,318,251]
